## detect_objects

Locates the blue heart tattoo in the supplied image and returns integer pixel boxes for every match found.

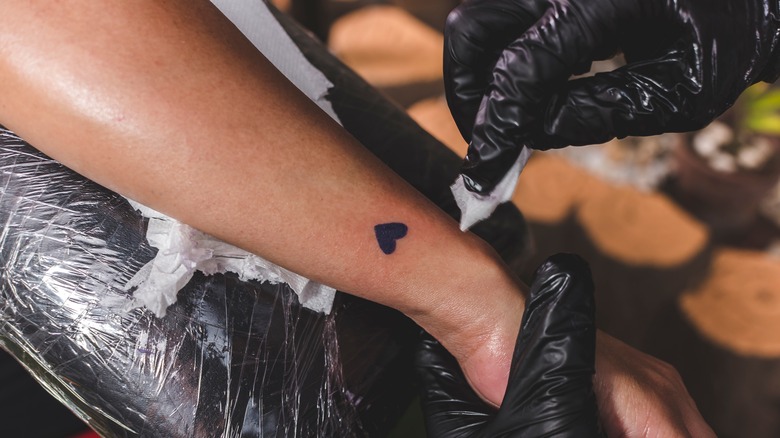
[374,222,408,255]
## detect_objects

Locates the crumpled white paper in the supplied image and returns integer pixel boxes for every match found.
[451,146,532,231]
[124,200,336,317]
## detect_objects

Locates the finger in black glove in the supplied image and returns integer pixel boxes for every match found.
[445,0,780,194]
[416,253,604,437]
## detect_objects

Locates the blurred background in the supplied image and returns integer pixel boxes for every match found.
[4,1,780,436]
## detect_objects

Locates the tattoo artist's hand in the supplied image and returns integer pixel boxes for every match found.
[416,254,716,437]
[445,0,780,194]
[593,332,716,437]
[416,254,604,437]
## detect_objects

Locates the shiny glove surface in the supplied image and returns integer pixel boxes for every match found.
[416,254,604,437]
[446,0,780,194]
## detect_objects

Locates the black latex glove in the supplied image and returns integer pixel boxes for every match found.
[416,254,604,437]
[445,0,780,194]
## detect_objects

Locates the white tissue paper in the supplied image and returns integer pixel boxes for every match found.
[452,146,532,231]
[210,0,341,123]
[124,200,337,317]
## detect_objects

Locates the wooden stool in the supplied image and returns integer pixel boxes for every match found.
[408,96,467,156]
[329,6,444,106]
[646,249,780,438]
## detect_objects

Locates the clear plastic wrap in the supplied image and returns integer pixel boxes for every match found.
[0,127,404,436]
[0,3,531,437]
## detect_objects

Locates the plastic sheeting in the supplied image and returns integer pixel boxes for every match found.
[0,2,531,436]
[0,126,412,436]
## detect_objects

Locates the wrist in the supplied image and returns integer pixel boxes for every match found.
[412,240,523,337]
[429,241,526,406]
[408,238,526,404]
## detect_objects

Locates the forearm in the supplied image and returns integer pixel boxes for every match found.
[0,0,524,357]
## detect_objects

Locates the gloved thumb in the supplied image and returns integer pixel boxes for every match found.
[416,253,603,437]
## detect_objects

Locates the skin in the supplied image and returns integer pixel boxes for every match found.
[0,1,714,436]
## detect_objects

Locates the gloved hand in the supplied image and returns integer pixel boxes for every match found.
[445,0,780,195]
[416,254,604,437]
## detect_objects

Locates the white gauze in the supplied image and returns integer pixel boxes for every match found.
[451,146,532,231]
[125,0,342,317]
[125,201,336,317]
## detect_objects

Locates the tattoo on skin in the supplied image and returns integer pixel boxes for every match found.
[374,222,408,255]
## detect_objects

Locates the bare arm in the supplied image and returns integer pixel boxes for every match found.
[0,0,523,402]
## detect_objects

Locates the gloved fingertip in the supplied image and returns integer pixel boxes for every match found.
[525,254,595,323]
[531,253,594,296]
[461,174,488,195]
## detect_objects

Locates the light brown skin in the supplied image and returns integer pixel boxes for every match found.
[0,1,713,436]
